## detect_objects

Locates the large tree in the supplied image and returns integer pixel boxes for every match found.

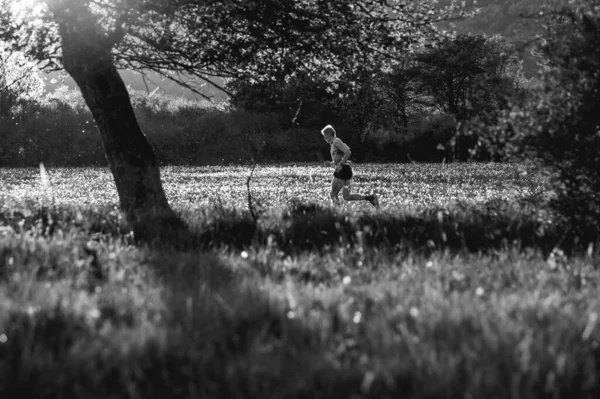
[0,0,462,229]
[498,0,600,244]
[415,34,521,123]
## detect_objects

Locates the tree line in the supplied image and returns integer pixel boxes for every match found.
[228,33,531,162]
[0,32,531,166]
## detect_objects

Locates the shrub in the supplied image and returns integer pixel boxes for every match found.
[2,85,473,166]
[367,114,457,162]
[0,86,104,167]
[498,1,600,245]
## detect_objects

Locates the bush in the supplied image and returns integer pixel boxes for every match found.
[2,86,469,166]
[0,86,330,166]
[499,1,600,245]
[366,114,457,162]
[0,86,104,167]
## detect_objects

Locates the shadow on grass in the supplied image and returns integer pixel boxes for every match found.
[2,201,600,398]
[174,198,567,256]
[0,196,573,257]
[0,248,414,398]
[3,247,600,399]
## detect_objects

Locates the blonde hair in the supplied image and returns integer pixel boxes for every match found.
[321,124,336,137]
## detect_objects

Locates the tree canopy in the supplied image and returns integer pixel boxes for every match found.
[0,47,45,107]
[1,0,463,97]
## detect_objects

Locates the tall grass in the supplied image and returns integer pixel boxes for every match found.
[1,164,599,398]
[1,204,599,398]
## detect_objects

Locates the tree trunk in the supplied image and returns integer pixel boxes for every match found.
[53,9,174,226]
[68,59,170,220]
[398,89,408,129]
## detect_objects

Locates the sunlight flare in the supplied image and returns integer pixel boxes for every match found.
[9,0,43,13]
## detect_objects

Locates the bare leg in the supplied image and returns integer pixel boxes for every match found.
[341,186,365,201]
[342,184,379,208]
[330,177,344,205]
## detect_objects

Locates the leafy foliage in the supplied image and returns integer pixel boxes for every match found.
[493,1,600,243]
[0,48,44,113]
[0,0,464,96]
[227,33,529,162]
[440,0,567,77]
[415,34,523,123]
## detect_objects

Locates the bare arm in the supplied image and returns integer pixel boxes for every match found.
[338,150,351,165]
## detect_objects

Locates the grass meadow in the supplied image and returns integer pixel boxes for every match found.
[1,162,600,399]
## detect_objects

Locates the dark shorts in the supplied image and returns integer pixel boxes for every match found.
[333,164,353,181]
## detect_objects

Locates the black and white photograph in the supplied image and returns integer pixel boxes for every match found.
[1,0,599,398]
